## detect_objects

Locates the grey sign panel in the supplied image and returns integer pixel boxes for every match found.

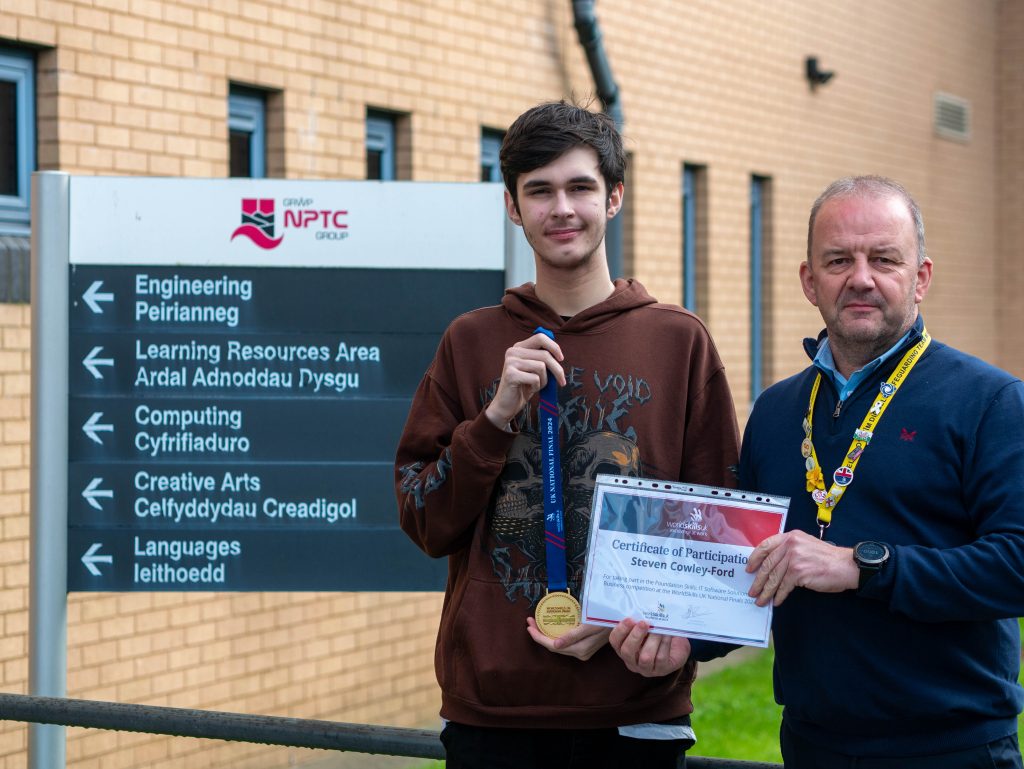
[68,528,443,591]
[69,266,498,333]
[70,332,437,397]
[68,396,412,461]
[68,462,397,528]
[67,262,503,591]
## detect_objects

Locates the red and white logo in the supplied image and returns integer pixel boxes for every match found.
[231,198,284,249]
[230,197,350,248]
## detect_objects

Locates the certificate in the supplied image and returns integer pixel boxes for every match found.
[581,474,789,647]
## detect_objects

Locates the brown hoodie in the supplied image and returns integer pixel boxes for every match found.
[395,279,739,729]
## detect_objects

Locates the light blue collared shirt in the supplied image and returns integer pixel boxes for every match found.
[813,328,914,404]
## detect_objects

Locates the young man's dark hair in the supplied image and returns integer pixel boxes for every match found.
[500,100,626,210]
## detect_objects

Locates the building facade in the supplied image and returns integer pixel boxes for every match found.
[0,0,1021,766]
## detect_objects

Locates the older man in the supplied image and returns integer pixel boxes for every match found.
[745,175,1024,767]
[614,175,1024,768]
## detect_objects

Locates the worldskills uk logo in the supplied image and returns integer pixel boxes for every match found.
[643,602,670,623]
[683,506,709,537]
[231,198,284,249]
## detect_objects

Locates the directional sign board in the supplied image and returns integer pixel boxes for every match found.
[45,176,508,591]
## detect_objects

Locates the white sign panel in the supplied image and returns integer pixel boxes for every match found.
[68,177,505,270]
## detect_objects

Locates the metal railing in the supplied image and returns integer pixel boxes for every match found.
[0,692,781,768]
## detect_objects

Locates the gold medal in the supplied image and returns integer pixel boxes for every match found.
[534,590,582,639]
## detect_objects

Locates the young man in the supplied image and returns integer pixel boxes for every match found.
[394,101,739,769]
[614,176,1024,768]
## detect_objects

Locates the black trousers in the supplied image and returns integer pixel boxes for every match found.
[440,721,689,769]
[781,719,1023,769]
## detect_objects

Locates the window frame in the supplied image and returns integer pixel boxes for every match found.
[750,175,769,401]
[366,110,397,181]
[0,46,36,235]
[682,165,699,312]
[228,87,267,179]
[480,128,504,183]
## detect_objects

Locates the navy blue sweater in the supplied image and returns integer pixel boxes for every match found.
[738,320,1024,756]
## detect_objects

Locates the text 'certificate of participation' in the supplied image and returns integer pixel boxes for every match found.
[582,475,789,647]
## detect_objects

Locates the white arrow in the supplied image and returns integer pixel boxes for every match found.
[82,346,114,380]
[82,477,113,511]
[82,412,114,445]
[81,543,113,576]
[83,281,114,314]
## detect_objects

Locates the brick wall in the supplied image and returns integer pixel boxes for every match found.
[2,0,1012,387]
[0,1,1017,766]
[63,591,441,768]
[605,0,1002,398]
[0,304,31,766]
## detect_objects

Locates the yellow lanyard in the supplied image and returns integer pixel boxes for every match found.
[802,329,931,539]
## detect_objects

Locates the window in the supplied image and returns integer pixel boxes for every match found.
[681,164,707,314]
[228,87,266,178]
[615,150,634,279]
[480,129,504,182]
[366,110,397,181]
[0,46,35,235]
[750,175,772,400]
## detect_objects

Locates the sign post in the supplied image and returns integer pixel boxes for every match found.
[30,171,70,769]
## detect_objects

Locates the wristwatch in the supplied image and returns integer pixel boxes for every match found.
[853,541,890,590]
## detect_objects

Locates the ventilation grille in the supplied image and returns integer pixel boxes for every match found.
[934,92,971,143]
[0,236,30,304]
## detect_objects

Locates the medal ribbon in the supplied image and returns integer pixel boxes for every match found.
[804,328,931,537]
[535,326,568,592]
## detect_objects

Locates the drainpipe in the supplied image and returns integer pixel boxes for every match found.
[572,0,624,278]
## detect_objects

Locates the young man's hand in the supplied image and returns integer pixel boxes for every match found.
[609,618,691,677]
[485,332,566,429]
[526,617,610,661]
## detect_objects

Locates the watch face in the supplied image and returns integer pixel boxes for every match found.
[856,541,888,565]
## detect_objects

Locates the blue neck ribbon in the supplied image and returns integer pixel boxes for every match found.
[535,327,568,593]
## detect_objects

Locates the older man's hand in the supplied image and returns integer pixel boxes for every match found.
[746,530,859,606]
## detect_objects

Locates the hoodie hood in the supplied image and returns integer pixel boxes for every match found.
[501,278,658,335]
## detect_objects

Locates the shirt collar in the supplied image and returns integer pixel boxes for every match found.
[812,327,915,403]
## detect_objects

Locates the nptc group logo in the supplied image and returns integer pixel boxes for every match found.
[231,198,284,249]
[230,197,350,248]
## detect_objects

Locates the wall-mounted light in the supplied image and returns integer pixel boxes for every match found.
[805,56,835,90]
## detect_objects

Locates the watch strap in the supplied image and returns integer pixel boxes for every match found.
[854,541,889,590]
[857,560,881,590]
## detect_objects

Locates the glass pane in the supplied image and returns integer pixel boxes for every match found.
[229,130,251,178]
[0,80,17,196]
[367,149,383,180]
